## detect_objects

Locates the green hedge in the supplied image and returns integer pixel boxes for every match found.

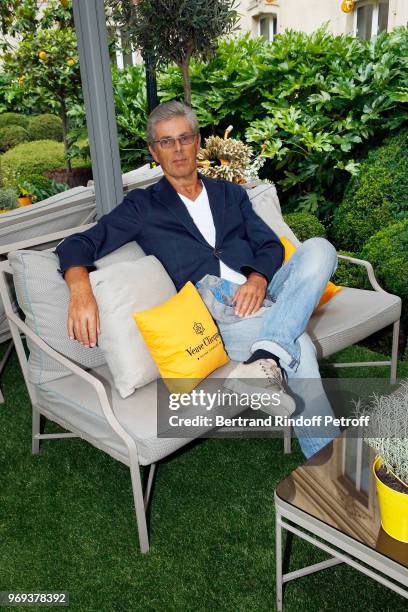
[332,130,408,251]
[361,220,408,304]
[28,114,63,142]
[1,140,65,183]
[333,251,369,289]
[0,125,29,152]
[283,212,326,242]
[0,112,30,129]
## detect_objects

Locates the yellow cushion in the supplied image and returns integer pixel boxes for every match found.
[280,236,343,308]
[133,281,229,393]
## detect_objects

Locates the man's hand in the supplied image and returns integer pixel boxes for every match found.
[232,272,268,317]
[65,266,100,348]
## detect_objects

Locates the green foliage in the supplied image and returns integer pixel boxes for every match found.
[243,27,407,214]
[333,251,369,289]
[157,27,408,213]
[158,35,270,135]
[108,0,239,104]
[0,187,18,210]
[283,212,326,242]
[111,65,148,171]
[0,125,29,151]
[69,66,149,171]
[28,113,63,142]
[361,220,408,303]
[0,112,29,129]
[332,130,408,251]
[1,140,65,183]
[19,173,68,202]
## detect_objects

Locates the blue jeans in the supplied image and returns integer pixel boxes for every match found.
[217,238,341,459]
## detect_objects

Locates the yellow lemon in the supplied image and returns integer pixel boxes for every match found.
[341,0,354,12]
[38,51,47,60]
[61,0,69,7]
[67,58,76,66]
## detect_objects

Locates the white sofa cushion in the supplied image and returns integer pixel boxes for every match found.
[90,256,176,398]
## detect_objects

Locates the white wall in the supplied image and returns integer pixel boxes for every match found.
[237,0,406,37]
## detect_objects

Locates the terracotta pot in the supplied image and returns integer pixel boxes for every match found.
[18,195,33,206]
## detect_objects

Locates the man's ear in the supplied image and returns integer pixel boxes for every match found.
[148,144,158,163]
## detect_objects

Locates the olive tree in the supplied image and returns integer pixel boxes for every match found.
[108,0,239,106]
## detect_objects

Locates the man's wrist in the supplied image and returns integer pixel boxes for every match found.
[247,271,268,287]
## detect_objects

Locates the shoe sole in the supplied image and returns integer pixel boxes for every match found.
[222,378,296,417]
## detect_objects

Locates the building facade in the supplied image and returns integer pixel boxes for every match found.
[237,0,408,41]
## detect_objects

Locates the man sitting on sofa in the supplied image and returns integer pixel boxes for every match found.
[56,100,340,459]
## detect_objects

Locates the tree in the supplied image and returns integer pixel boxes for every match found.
[2,1,81,170]
[108,0,239,106]
[0,0,73,50]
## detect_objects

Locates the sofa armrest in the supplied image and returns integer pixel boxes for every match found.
[7,311,138,457]
[337,253,385,293]
[0,223,96,257]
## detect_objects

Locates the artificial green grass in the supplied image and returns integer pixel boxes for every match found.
[1,345,407,612]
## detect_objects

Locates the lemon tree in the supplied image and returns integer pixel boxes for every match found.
[4,27,81,169]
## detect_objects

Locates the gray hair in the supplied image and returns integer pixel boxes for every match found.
[146,101,199,144]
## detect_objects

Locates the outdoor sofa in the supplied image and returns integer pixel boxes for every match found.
[0,175,401,553]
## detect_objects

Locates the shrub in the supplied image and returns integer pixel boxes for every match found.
[332,130,408,251]
[0,112,30,129]
[0,187,18,210]
[28,114,63,142]
[0,140,65,183]
[361,220,408,305]
[283,212,326,242]
[20,174,69,202]
[0,125,29,152]
[333,250,369,289]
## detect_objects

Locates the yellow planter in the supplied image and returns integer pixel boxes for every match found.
[373,456,408,543]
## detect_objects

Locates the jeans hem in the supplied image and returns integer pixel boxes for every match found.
[251,339,300,371]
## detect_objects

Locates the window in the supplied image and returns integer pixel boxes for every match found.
[355,1,389,40]
[259,15,277,41]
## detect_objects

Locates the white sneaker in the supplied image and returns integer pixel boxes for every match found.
[223,358,296,417]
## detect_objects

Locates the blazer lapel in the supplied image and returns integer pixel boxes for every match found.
[152,175,208,245]
[152,174,226,248]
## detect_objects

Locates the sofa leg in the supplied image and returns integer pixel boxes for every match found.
[129,457,150,554]
[390,320,400,385]
[144,463,156,510]
[32,407,41,455]
[0,340,15,404]
[283,426,292,454]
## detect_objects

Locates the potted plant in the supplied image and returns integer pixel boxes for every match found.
[197,129,267,184]
[0,187,18,213]
[360,383,408,542]
[17,184,33,206]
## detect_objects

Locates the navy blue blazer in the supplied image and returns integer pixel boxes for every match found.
[56,174,284,291]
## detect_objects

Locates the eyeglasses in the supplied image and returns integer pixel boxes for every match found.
[152,133,198,149]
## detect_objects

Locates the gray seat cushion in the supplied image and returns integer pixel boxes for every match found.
[9,250,106,384]
[35,360,239,466]
[307,287,401,359]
